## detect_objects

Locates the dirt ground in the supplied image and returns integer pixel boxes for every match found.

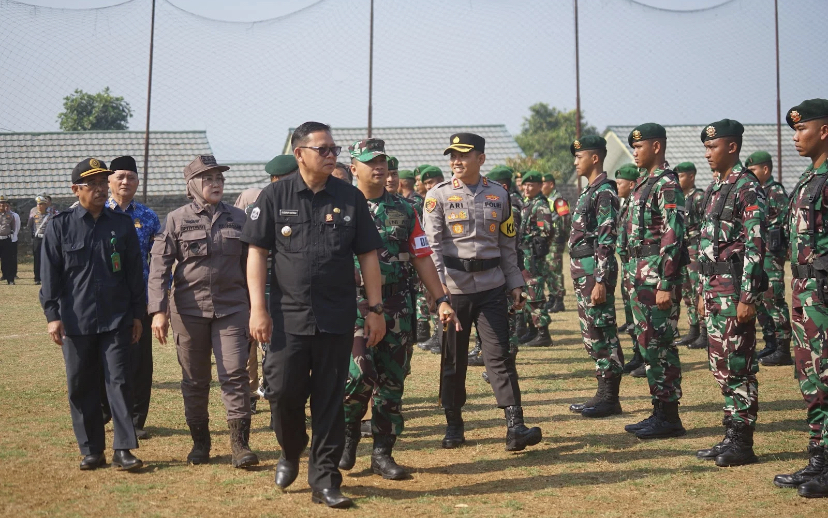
[0,259,816,517]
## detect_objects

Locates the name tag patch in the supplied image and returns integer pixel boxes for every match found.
[279,209,299,217]
[412,235,429,250]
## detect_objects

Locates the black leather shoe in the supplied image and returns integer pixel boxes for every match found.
[697,417,733,460]
[312,488,353,508]
[111,449,143,471]
[274,456,299,489]
[442,408,465,449]
[135,428,149,440]
[79,453,106,470]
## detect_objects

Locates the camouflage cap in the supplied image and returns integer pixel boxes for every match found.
[398,169,415,180]
[745,151,772,167]
[614,163,639,181]
[701,119,744,143]
[486,165,514,184]
[386,155,399,171]
[418,165,444,181]
[570,135,607,156]
[628,123,666,147]
[265,154,298,177]
[521,170,543,183]
[349,138,387,162]
[674,162,697,174]
[786,98,828,128]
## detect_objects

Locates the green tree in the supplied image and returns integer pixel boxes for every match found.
[57,87,132,131]
[513,103,598,181]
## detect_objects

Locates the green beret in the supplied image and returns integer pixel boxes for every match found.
[398,169,415,180]
[614,163,639,181]
[386,155,399,171]
[542,173,555,182]
[265,154,298,177]
[787,99,828,128]
[701,119,744,142]
[674,162,697,174]
[570,135,607,155]
[628,123,666,147]
[413,164,431,178]
[486,165,513,184]
[522,170,543,183]
[745,151,772,167]
[418,165,444,181]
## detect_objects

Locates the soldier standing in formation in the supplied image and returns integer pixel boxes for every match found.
[516,171,554,348]
[422,133,542,451]
[744,151,793,366]
[541,173,570,313]
[623,123,687,440]
[0,194,21,284]
[694,120,766,467]
[28,194,57,285]
[385,156,400,194]
[673,162,706,349]
[773,99,828,498]
[565,136,623,418]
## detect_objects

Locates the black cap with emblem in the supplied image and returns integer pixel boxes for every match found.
[71,157,113,184]
[443,133,485,155]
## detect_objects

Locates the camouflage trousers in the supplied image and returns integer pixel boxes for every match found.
[521,255,551,327]
[546,246,567,298]
[416,291,430,322]
[574,275,623,378]
[757,258,792,342]
[631,283,683,403]
[679,245,701,327]
[791,280,828,446]
[620,258,634,327]
[704,303,759,426]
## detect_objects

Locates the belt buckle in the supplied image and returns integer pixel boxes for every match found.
[462,259,473,271]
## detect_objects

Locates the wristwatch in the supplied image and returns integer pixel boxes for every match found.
[368,303,384,315]
[595,274,604,284]
[435,295,451,306]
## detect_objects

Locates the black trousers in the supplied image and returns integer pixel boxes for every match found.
[32,237,43,282]
[441,285,521,409]
[0,239,17,280]
[63,325,138,455]
[101,313,153,429]
[263,329,352,490]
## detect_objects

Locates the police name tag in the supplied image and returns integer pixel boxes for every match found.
[412,235,429,250]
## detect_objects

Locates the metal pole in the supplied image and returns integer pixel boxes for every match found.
[367,0,374,137]
[142,0,156,203]
[774,0,782,184]
[574,0,582,190]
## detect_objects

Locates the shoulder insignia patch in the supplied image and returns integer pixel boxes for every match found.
[482,177,489,186]
[663,189,676,204]
[554,198,570,216]
[425,198,437,213]
[500,212,516,237]
[447,195,463,202]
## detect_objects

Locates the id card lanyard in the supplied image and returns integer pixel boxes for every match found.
[110,234,122,273]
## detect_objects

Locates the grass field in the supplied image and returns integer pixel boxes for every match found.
[0,258,817,517]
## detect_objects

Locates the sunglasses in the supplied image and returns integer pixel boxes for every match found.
[297,146,342,157]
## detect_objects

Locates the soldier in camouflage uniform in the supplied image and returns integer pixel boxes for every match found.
[693,119,766,467]
[743,151,793,366]
[614,164,644,375]
[674,162,706,348]
[517,171,555,347]
[773,99,828,498]
[340,139,458,480]
[415,165,448,354]
[398,168,430,343]
[565,136,623,418]
[622,123,687,440]
[542,174,571,313]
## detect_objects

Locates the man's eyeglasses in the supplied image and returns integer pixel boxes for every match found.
[297,146,342,157]
[76,182,109,191]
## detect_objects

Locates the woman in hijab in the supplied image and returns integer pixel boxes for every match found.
[147,155,257,468]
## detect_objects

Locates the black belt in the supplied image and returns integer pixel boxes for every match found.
[628,244,661,258]
[358,283,408,299]
[792,263,817,279]
[569,244,595,259]
[700,261,736,276]
[443,255,500,273]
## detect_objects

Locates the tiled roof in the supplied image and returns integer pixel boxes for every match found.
[605,124,809,192]
[0,131,263,199]
[282,125,524,174]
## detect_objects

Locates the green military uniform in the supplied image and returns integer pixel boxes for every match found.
[518,171,554,346]
[414,165,447,353]
[544,175,571,311]
[614,164,643,375]
[622,123,686,439]
[695,120,766,467]
[398,169,428,346]
[566,136,623,418]
[674,162,706,347]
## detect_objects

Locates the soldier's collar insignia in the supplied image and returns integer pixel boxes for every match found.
[706,125,716,138]
[452,178,461,189]
[790,110,801,123]
[425,198,437,213]
[632,130,642,141]
[482,177,489,186]
[573,140,581,150]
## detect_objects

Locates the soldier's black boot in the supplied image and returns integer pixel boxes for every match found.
[774,441,825,488]
[187,421,211,465]
[570,376,601,413]
[545,296,556,313]
[624,400,658,434]
[757,334,778,359]
[430,323,443,355]
[523,325,553,347]
[675,324,700,347]
[360,419,372,438]
[623,344,644,374]
[582,375,622,418]
[339,422,361,470]
[696,415,734,460]
[442,408,465,449]
[798,455,828,498]
[371,434,408,480]
[688,325,709,350]
[630,362,647,378]
[515,315,528,343]
[714,420,758,467]
[518,322,537,344]
[417,322,438,351]
[228,418,259,468]
[468,335,484,366]
[416,320,431,344]
[551,297,565,313]
[761,337,793,366]
[634,400,686,439]
[505,406,542,451]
